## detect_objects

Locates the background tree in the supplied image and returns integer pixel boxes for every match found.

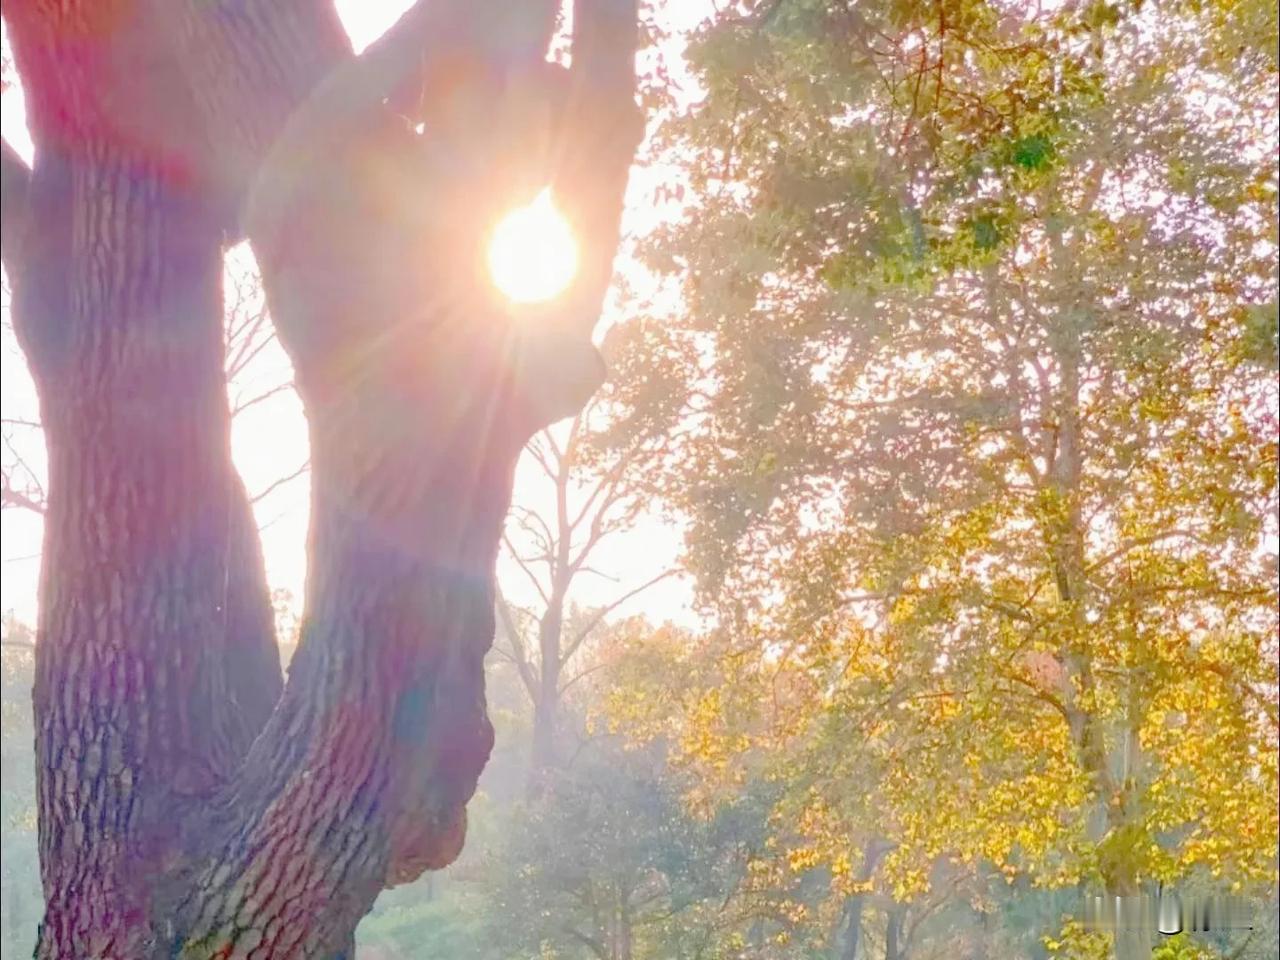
[1,615,40,955]
[496,319,688,776]
[1,0,643,953]
[612,0,1278,957]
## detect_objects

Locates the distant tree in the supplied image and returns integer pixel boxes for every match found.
[496,335,686,777]
[480,729,771,960]
[0,0,643,953]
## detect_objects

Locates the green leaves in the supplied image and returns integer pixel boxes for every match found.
[1234,302,1279,370]
[1011,134,1054,172]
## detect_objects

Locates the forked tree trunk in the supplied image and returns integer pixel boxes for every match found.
[2,0,642,954]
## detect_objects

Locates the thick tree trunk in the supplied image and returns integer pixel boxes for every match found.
[4,0,641,953]
[7,147,280,954]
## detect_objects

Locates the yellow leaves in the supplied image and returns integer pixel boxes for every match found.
[887,594,919,626]
[599,514,1277,925]
[829,850,852,879]
[1132,655,1280,888]
[781,901,809,925]
[888,864,930,901]
[1042,919,1112,960]
[674,687,753,788]
[786,846,821,873]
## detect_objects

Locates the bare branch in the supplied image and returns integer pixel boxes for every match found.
[567,453,629,534]
[232,381,297,417]
[523,431,568,495]
[1,481,46,515]
[249,460,310,504]
[2,432,46,513]
[225,310,276,382]
[573,565,621,583]
[496,594,538,703]
[502,532,551,605]
[567,475,635,575]
[560,568,678,666]
[508,505,557,559]
[557,658,613,697]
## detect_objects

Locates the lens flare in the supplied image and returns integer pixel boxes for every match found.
[487,190,578,304]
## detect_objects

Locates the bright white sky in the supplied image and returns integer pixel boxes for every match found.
[0,1,713,633]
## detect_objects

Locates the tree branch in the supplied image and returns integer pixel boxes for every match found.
[1,478,46,514]
[248,459,310,504]
[231,381,298,417]
[514,0,646,430]
[1,432,46,514]
[561,568,678,666]
[496,594,539,704]
[503,532,552,605]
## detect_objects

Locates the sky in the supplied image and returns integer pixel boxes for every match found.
[0,1,714,633]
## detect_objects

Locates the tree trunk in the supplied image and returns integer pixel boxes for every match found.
[617,889,633,960]
[530,418,575,780]
[4,132,281,954]
[840,896,866,960]
[885,908,905,960]
[839,841,891,960]
[532,595,565,774]
[3,0,643,953]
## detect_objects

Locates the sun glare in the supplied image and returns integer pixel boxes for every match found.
[488,190,579,304]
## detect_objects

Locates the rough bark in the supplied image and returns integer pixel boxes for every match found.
[4,0,642,954]
[3,143,280,954]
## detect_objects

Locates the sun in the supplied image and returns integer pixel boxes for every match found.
[487,190,579,304]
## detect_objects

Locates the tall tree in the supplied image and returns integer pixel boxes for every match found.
[497,336,684,775]
[620,0,1277,956]
[0,0,643,954]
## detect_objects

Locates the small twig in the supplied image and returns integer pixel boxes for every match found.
[250,460,310,504]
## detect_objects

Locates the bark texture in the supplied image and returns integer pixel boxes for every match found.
[3,0,642,954]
